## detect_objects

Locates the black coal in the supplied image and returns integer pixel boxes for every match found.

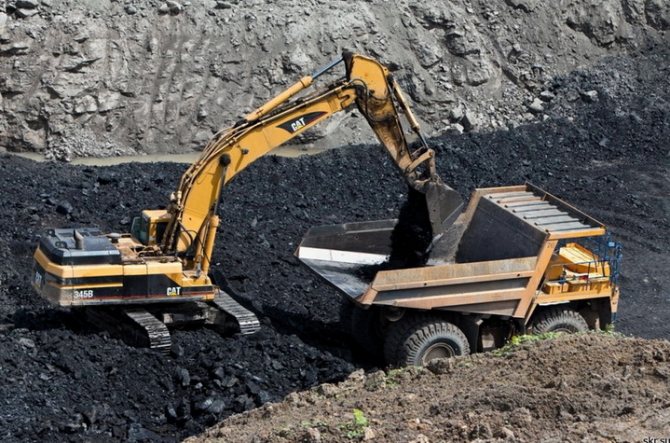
[0,47,668,441]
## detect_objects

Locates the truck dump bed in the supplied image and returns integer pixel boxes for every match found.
[296,184,607,318]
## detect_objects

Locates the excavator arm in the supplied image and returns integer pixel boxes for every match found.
[160,52,463,275]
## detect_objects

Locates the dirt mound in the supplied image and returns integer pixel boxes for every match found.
[1,0,668,159]
[189,334,670,442]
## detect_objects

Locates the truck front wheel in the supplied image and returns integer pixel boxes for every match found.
[384,315,470,367]
[529,307,589,334]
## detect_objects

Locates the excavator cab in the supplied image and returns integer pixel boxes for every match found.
[130,210,170,246]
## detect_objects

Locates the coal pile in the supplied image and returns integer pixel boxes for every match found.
[0,46,668,441]
[0,157,362,441]
[0,321,351,441]
[387,188,434,268]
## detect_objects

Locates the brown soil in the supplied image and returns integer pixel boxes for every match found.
[189,334,670,442]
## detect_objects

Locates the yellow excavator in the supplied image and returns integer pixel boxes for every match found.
[31,51,463,350]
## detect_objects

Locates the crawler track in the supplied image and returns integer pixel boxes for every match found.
[210,290,261,335]
[124,309,172,352]
[83,307,171,352]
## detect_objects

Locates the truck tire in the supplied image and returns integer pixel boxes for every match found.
[384,315,470,367]
[529,307,589,334]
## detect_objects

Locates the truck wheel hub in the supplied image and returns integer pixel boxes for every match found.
[422,342,455,364]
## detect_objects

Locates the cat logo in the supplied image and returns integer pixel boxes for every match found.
[277,111,327,134]
[167,287,181,296]
[291,117,306,132]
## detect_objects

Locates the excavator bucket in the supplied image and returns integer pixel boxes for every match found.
[424,181,464,236]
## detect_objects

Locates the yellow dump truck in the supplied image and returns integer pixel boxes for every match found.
[297,183,622,366]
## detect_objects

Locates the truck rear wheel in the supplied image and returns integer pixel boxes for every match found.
[384,315,470,367]
[529,307,589,334]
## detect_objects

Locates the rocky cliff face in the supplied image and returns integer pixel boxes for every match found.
[0,0,667,160]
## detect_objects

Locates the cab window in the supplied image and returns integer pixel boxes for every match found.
[131,216,149,245]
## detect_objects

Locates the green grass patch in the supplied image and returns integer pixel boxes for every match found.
[338,408,369,440]
[385,368,405,387]
[493,327,621,357]
[300,419,328,430]
[492,331,560,357]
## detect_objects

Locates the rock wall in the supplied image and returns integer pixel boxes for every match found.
[0,0,667,160]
